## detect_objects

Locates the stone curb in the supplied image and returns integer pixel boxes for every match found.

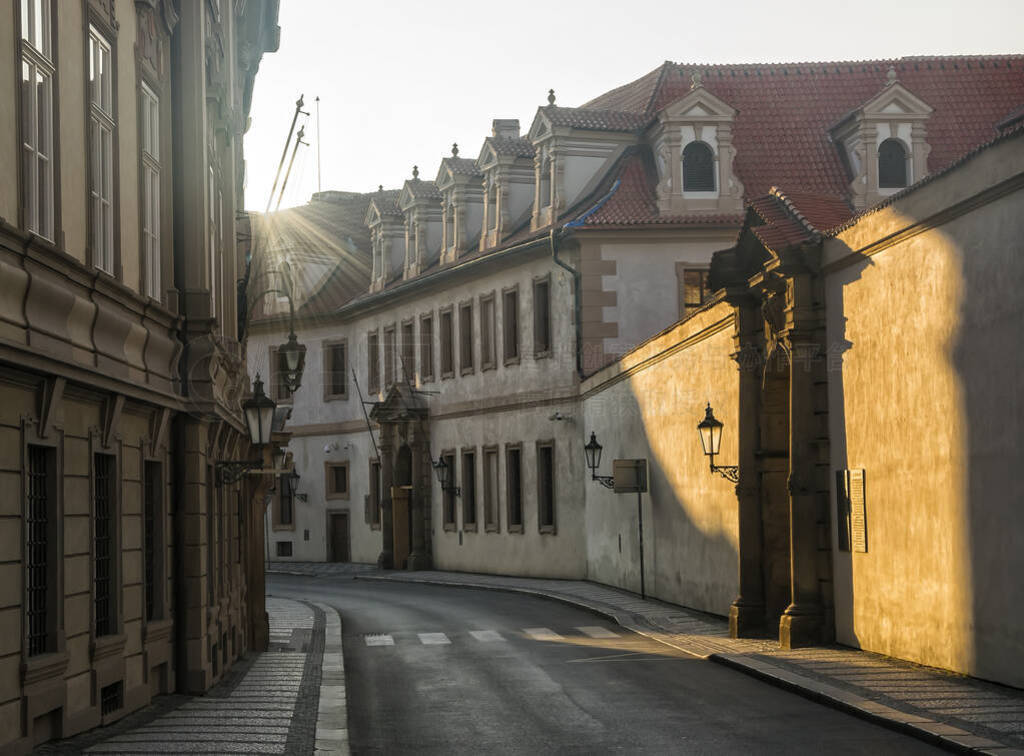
[356,573,1020,755]
[312,602,350,755]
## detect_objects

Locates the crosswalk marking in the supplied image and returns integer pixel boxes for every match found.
[524,627,563,641]
[364,634,394,646]
[418,632,451,645]
[577,626,620,639]
[469,630,505,642]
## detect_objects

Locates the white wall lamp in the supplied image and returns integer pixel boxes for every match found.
[697,403,739,483]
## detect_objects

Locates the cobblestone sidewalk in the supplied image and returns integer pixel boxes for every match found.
[37,597,350,755]
[360,570,1024,754]
[266,561,379,579]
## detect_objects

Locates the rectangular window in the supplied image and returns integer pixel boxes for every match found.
[483,446,499,532]
[368,459,381,528]
[94,452,116,636]
[326,462,350,500]
[367,330,380,393]
[480,294,496,370]
[275,541,292,557]
[401,320,415,382]
[26,444,55,656]
[89,26,115,274]
[140,83,161,299]
[324,341,347,398]
[459,301,473,375]
[679,267,712,318]
[278,474,293,526]
[533,277,551,357]
[537,441,555,533]
[439,308,454,378]
[19,0,55,241]
[207,167,219,322]
[143,460,161,622]
[462,449,476,530]
[383,325,396,387]
[503,287,519,364]
[272,347,293,402]
[506,445,523,533]
[441,451,456,531]
[419,314,434,382]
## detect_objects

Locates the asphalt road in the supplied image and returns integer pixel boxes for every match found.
[267,574,940,755]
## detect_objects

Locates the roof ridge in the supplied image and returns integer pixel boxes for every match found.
[768,187,823,240]
[643,61,675,117]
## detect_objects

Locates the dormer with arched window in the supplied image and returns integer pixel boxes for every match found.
[830,68,932,209]
[398,166,442,279]
[477,119,535,249]
[435,143,484,264]
[364,188,403,292]
[647,74,744,215]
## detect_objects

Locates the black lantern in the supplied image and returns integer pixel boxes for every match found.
[433,457,460,496]
[242,374,276,448]
[583,432,614,489]
[279,330,306,393]
[697,403,738,482]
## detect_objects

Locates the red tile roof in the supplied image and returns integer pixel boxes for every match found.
[484,135,536,158]
[543,105,649,132]
[583,57,1024,201]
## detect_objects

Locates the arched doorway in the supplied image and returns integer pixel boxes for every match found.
[759,345,792,627]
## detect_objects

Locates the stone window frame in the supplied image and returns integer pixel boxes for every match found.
[275,541,293,558]
[440,449,457,531]
[400,318,415,383]
[460,446,477,532]
[367,328,381,394]
[482,444,500,533]
[141,456,167,623]
[325,460,350,501]
[21,419,68,667]
[458,299,474,376]
[675,263,712,320]
[322,338,348,401]
[16,0,64,245]
[268,345,293,405]
[366,457,381,530]
[439,306,455,380]
[505,442,524,534]
[479,291,497,372]
[878,137,910,189]
[536,438,556,535]
[88,430,125,653]
[502,284,520,366]
[419,312,434,383]
[532,274,552,360]
[383,323,396,389]
[84,8,122,279]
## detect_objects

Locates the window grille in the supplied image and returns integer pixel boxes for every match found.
[276,541,292,557]
[144,461,158,621]
[682,141,716,192]
[100,681,123,715]
[878,138,908,188]
[94,453,114,636]
[27,445,50,656]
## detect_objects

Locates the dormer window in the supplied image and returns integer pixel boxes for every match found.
[682,141,716,192]
[878,138,908,189]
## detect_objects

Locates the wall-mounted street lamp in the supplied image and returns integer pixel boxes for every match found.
[697,403,739,483]
[217,374,276,485]
[432,457,460,497]
[279,329,307,393]
[583,432,615,489]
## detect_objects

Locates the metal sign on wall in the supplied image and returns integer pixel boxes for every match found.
[835,468,867,553]
[613,459,648,494]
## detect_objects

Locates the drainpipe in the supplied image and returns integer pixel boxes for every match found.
[550,179,622,380]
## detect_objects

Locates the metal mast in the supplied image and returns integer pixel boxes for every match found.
[265,94,308,213]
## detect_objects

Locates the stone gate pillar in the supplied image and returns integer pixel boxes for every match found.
[406,425,431,570]
[377,430,395,569]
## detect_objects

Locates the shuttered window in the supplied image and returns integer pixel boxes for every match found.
[682,141,715,192]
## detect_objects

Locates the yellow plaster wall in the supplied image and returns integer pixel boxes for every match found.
[582,301,740,615]
[826,134,1024,687]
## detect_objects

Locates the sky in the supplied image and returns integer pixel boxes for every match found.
[242,0,1023,212]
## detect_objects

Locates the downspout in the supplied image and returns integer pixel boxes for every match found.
[550,179,621,380]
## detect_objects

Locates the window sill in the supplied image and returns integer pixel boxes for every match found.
[271,522,296,532]
[440,372,454,381]
[443,522,457,532]
[503,355,520,367]
[21,650,69,687]
[143,618,173,645]
[91,633,126,663]
[507,524,524,534]
[484,523,500,533]
[533,350,552,361]
[481,362,496,372]
[538,525,557,535]
[460,366,475,377]
[325,493,350,501]
[323,393,348,402]
[462,523,478,533]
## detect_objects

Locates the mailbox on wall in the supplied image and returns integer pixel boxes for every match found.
[613,459,648,494]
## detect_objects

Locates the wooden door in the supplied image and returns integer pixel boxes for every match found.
[391,486,410,569]
[330,513,350,562]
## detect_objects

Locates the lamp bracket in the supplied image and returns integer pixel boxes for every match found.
[591,474,615,490]
[711,464,740,483]
[215,459,263,486]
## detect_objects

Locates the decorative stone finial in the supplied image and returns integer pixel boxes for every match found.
[886,65,897,86]
[412,165,419,179]
[690,72,702,89]
[547,88,556,105]
[378,184,383,193]
[451,143,459,157]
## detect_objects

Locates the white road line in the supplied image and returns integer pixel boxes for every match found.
[524,627,563,641]
[418,632,451,645]
[364,634,394,646]
[577,626,620,639]
[469,630,505,642]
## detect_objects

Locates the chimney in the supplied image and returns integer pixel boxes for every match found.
[491,119,520,140]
